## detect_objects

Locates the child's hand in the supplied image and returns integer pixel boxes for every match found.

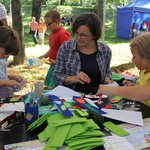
[46,59,56,65]
[95,84,107,96]
[7,80,20,87]
[123,80,135,86]
[13,75,24,82]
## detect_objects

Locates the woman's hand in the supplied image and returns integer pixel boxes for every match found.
[75,71,91,84]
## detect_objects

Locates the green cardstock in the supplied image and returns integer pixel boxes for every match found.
[48,124,72,147]
[78,130,105,137]
[47,112,67,124]
[68,137,103,147]
[38,130,47,142]
[66,138,104,149]
[65,141,104,150]
[103,121,130,136]
[52,118,87,127]
[27,113,52,131]
[85,119,100,130]
[75,109,89,117]
[44,124,57,139]
[66,123,85,140]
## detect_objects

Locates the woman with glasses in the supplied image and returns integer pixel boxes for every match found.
[0,27,26,98]
[53,12,113,94]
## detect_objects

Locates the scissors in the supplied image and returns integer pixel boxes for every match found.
[4,116,24,129]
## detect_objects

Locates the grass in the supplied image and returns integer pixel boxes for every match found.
[8,5,138,95]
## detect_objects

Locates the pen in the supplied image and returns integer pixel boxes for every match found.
[0,129,10,132]
[35,93,44,106]
[98,94,102,104]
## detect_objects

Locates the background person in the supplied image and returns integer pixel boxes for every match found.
[53,12,113,94]
[39,10,70,88]
[29,16,38,44]
[131,23,137,38]
[140,21,148,34]
[38,17,46,46]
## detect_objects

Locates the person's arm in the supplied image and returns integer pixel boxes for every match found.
[96,85,150,101]
[103,44,113,84]
[39,50,50,59]
[0,80,19,87]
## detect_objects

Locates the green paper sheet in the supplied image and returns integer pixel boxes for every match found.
[48,124,71,147]
[44,124,57,139]
[68,141,104,150]
[38,130,47,142]
[47,113,67,124]
[66,123,85,140]
[68,137,103,147]
[27,113,51,131]
[52,118,87,127]
[84,119,100,130]
[103,121,130,136]
[75,109,89,117]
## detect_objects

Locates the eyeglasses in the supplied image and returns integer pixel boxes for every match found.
[45,20,55,27]
[74,32,92,39]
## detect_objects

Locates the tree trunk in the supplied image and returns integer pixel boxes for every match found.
[97,0,103,21]
[11,0,25,65]
[32,0,42,23]
[80,0,83,6]
[60,0,65,5]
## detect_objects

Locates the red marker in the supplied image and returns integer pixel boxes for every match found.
[98,94,102,104]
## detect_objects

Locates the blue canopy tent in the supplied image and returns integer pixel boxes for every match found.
[116,0,150,39]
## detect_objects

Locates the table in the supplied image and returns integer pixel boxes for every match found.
[0,97,150,150]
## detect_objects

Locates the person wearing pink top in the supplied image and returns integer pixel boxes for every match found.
[29,17,38,44]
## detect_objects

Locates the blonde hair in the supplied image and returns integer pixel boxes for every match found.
[130,32,150,60]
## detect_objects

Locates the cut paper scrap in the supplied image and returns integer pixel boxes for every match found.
[102,108,143,126]
[28,57,46,67]
[49,95,73,117]
[73,96,106,114]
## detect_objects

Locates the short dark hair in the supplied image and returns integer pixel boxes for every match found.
[0,27,20,56]
[72,12,102,41]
